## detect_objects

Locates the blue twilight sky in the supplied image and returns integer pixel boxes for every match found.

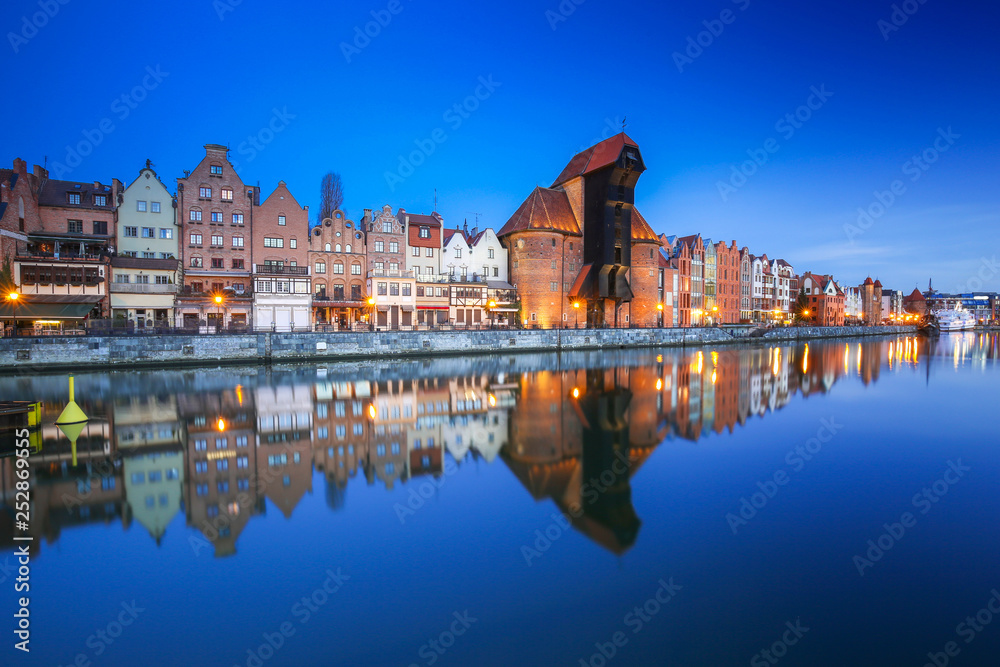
[2,0,997,292]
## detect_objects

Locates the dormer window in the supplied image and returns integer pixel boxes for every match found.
[419,226,430,239]
[68,192,81,205]
[210,165,223,175]
[94,194,107,207]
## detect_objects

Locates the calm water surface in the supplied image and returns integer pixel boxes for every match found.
[1,333,999,667]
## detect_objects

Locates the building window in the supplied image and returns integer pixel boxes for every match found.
[375,261,384,272]
[389,241,399,253]
[211,165,223,175]
[211,234,223,247]
[190,233,202,245]
[142,227,155,238]
[151,201,161,213]
[67,192,81,205]
[419,226,430,238]
[199,187,212,198]
[382,221,393,233]
[492,267,499,277]
[155,275,169,284]
[412,247,420,257]
[232,259,244,269]
[264,237,284,248]
[488,248,495,259]
[124,226,138,238]
[290,239,297,249]
[190,256,203,268]
[189,209,202,222]
[221,188,233,201]
[374,240,384,253]
[92,194,107,207]
[232,236,244,248]
[351,263,361,275]
[390,282,399,296]
[550,282,558,292]
[159,228,173,239]
[390,262,399,272]
[377,282,387,295]
[333,262,344,274]
[211,258,224,269]
[232,213,244,225]
[316,261,326,274]
[67,219,83,233]
[211,211,223,223]
[455,248,462,258]
[425,248,434,257]
[402,284,411,296]
[278,215,286,226]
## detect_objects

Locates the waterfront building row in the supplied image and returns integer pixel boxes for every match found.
[0,135,927,333]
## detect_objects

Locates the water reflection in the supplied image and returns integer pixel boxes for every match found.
[2,332,997,559]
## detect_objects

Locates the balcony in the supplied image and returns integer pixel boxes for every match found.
[110,283,179,294]
[17,252,106,263]
[254,264,310,276]
[368,269,414,279]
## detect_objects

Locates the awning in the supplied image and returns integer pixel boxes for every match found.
[418,306,450,310]
[401,305,414,312]
[0,294,101,320]
[376,305,390,312]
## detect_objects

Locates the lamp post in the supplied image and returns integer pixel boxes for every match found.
[573,301,580,329]
[367,296,376,331]
[7,292,19,337]
[214,294,223,332]
[692,309,702,327]
[657,302,664,328]
[712,305,719,326]
[487,300,496,329]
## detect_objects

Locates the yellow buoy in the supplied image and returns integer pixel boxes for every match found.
[55,375,89,466]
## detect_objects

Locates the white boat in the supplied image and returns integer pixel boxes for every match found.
[934,308,976,332]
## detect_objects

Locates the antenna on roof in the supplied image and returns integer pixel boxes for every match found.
[622,116,627,133]
[466,212,481,226]
[434,188,437,212]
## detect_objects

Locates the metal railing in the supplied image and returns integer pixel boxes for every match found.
[253,265,310,276]
[110,283,179,294]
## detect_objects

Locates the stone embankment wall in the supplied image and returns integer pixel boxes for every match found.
[0,326,916,372]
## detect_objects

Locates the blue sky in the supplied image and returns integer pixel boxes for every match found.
[3,0,997,292]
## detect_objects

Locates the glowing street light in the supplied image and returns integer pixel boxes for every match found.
[572,301,580,328]
[7,291,19,337]
[213,294,224,332]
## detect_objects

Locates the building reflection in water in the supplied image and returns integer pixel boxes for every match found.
[2,333,994,558]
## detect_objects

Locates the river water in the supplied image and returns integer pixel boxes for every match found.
[1,332,998,666]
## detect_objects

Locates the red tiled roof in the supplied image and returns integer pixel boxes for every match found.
[904,288,926,302]
[551,133,639,187]
[873,279,882,287]
[630,208,661,244]
[497,187,581,237]
[864,277,874,286]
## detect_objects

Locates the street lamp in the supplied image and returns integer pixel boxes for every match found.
[487,299,496,329]
[7,292,19,337]
[367,296,376,331]
[573,301,580,329]
[712,305,719,326]
[656,302,663,328]
[214,294,223,332]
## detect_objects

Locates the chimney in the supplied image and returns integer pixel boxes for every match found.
[33,164,48,179]
[13,158,27,175]
[463,219,468,234]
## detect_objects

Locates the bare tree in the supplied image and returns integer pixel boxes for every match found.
[319,172,345,222]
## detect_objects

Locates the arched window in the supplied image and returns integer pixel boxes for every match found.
[346,244,352,253]
[325,243,331,252]
[315,261,326,274]
[333,262,344,275]
[335,244,341,252]
[351,262,361,276]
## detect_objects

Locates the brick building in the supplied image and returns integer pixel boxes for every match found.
[0,161,120,331]
[176,144,258,329]
[860,277,884,325]
[252,181,311,330]
[362,205,414,329]
[715,240,741,324]
[800,272,845,326]
[498,133,662,328]
[309,210,367,328]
